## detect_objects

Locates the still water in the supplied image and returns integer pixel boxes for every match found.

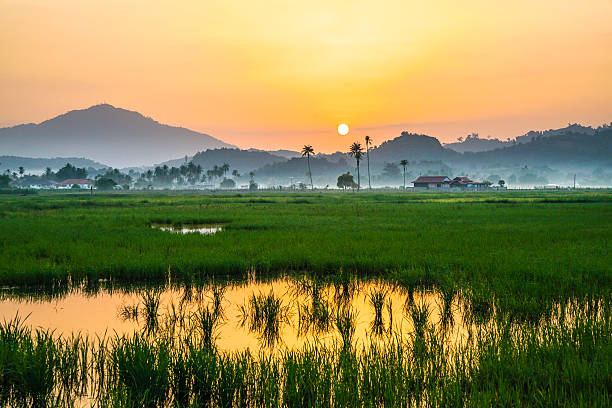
[152,224,223,235]
[0,278,471,353]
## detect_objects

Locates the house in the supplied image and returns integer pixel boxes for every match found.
[22,179,59,189]
[412,176,451,189]
[448,177,487,190]
[413,175,488,190]
[58,179,94,189]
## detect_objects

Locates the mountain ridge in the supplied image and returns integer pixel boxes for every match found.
[0,104,235,167]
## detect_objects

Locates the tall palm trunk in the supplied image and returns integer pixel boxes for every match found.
[366,146,371,189]
[357,160,360,191]
[307,155,313,190]
[403,168,406,189]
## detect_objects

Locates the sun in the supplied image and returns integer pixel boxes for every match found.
[338,123,349,135]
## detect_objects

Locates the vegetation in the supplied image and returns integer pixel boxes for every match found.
[0,190,610,405]
[365,136,372,189]
[0,281,609,406]
[301,145,315,190]
[348,142,364,190]
[336,172,357,190]
[94,177,117,191]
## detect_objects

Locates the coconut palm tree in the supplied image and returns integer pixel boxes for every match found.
[400,160,409,189]
[348,142,364,190]
[301,145,315,190]
[365,136,372,189]
[221,163,230,177]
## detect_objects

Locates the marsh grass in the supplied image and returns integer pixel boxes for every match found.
[0,292,610,406]
[141,291,161,335]
[240,291,291,348]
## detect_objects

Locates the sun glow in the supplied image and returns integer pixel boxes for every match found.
[338,123,349,135]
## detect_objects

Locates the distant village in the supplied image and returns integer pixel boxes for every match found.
[3,161,511,191]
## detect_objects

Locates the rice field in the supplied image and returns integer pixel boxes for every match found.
[0,190,610,406]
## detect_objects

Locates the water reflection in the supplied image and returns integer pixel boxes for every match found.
[0,278,478,353]
[152,224,223,235]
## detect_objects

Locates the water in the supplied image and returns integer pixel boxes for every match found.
[152,224,223,235]
[0,278,471,353]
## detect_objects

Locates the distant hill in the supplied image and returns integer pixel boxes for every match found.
[255,156,349,185]
[514,123,596,144]
[0,104,235,167]
[247,148,301,159]
[0,156,107,173]
[368,132,459,163]
[444,135,508,153]
[444,124,600,153]
[158,148,288,174]
[465,128,612,166]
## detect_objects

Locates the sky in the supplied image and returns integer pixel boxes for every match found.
[1,0,612,152]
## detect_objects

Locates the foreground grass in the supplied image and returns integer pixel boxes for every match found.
[1,295,609,407]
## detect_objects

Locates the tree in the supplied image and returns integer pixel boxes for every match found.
[18,166,25,178]
[301,145,315,190]
[498,180,505,188]
[337,172,357,190]
[221,163,230,177]
[348,142,364,190]
[56,163,87,181]
[0,175,10,188]
[381,162,400,180]
[248,172,258,190]
[232,169,240,178]
[220,178,236,189]
[400,160,409,189]
[365,136,372,189]
[95,177,117,191]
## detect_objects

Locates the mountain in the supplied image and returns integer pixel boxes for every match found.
[0,156,107,173]
[255,156,349,185]
[368,132,459,163]
[0,104,235,167]
[465,128,612,166]
[158,148,288,174]
[444,135,508,153]
[444,124,599,153]
[247,148,301,160]
[514,124,596,144]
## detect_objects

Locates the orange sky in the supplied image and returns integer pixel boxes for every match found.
[1,0,611,152]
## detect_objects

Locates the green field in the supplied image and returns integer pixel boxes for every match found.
[0,190,610,406]
[1,190,610,315]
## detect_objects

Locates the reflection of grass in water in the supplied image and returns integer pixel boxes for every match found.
[192,305,220,349]
[335,305,357,350]
[369,288,387,337]
[118,303,139,322]
[240,291,289,348]
[293,278,333,336]
[141,291,161,335]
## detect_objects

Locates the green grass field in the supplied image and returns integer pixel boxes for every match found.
[0,190,610,406]
[1,190,610,315]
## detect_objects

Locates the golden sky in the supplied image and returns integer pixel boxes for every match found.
[1,0,611,151]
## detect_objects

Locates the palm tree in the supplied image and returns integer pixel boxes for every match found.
[365,136,372,189]
[221,163,230,177]
[232,169,240,178]
[301,145,315,190]
[400,160,409,189]
[348,142,364,190]
[18,166,25,178]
